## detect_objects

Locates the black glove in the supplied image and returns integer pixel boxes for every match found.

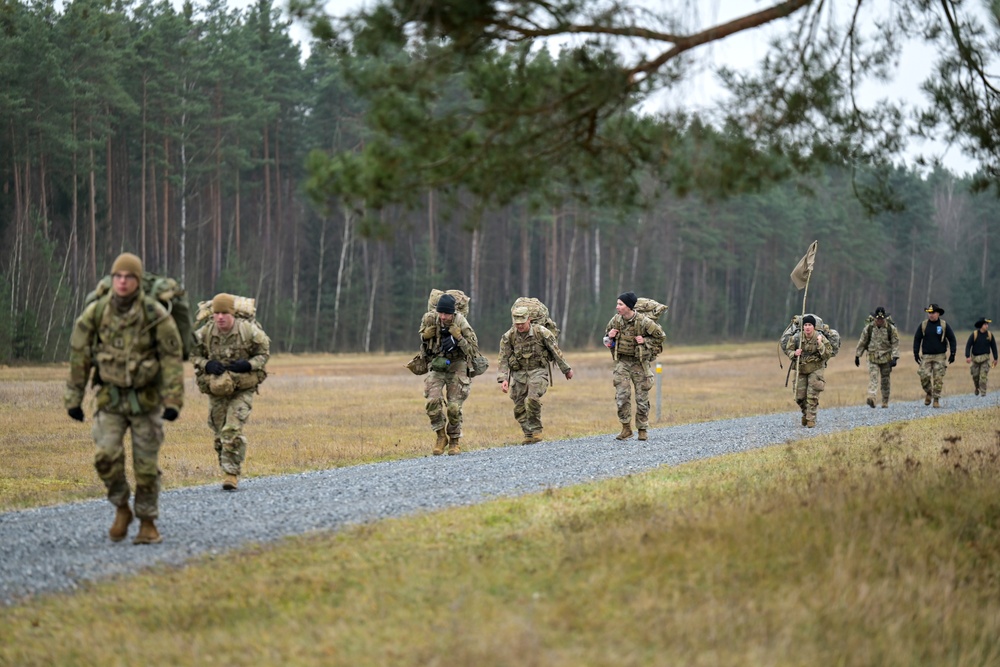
[948,353,956,364]
[205,360,226,375]
[914,353,921,364]
[854,356,860,367]
[891,358,898,367]
[67,406,85,422]
[162,407,179,421]
[226,359,252,373]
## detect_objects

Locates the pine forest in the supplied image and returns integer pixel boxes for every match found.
[2,0,998,363]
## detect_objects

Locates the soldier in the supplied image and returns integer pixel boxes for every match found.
[65,253,183,545]
[965,318,998,396]
[191,293,270,491]
[497,305,574,444]
[420,294,480,455]
[854,306,900,408]
[786,314,833,428]
[913,303,957,408]
[604,291,665,441]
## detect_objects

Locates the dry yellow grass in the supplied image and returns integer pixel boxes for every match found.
[0,343,946,510]
[1,405,997,666]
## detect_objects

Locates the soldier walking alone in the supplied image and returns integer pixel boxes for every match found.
[64,253,183,545]
[604,291,665,441]
[786,315,832,428]
[854,306,899,408]
[497,305,573,444]
[913,303,957,407]
[965,317,998,396]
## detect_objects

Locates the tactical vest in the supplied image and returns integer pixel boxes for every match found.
[92,295,163,390]
[792,332,827,374]
[611,314,646,357]
[505,326,550,372]
[860,321,897,364]
[196,319,267,395]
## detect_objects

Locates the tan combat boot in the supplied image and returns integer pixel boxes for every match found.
[925,393,932,406]
[447,436,462,455]
[866,397,876,408]
[933,397,941,408]
[133,519,162,545]
[109,504,133,542]
[805,418,816,428]
[522,431,543,445]
[433,429,448,456]
[222,473,239,491]
[801,414,808,426]
[615,423,633,440]
[637,429,648,441]
[881,399,889,408]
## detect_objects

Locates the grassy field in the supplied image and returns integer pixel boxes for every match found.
[2,344,998,665]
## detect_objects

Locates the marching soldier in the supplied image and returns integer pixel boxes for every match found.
[605,291,665,441]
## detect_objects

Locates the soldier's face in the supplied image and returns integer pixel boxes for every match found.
[514,321,531,333]
[982,324,990,333]
[802,323,815,335]
[615,299,633,316]
[112,272,139,297]
[874,316,885,327]
[438,313,454,326]
[213,312,236,332]
[927,312,940,321]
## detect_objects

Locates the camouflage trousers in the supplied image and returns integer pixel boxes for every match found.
[208,390,254,476]
[613,358,653,430]
[508,367,550,436]
[92,410,164,520]
[424,361,471,438]
[867,361,893,402]
[918,353,948,399]
[970,354,992,395]
[794,368,826,421]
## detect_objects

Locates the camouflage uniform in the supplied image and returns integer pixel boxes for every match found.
[191,318,270,477]
[497,322,571,440]
[913,307,957,405]
[965,323,998,396]
[420,310,479,445]
[605,312,665,431]
[65,289,184,521]
[855,315,899,407]
[786,329,832,426]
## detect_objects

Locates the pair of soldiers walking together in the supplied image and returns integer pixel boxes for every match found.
[66,253,270,545]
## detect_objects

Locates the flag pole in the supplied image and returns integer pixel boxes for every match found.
[793,267,813,395]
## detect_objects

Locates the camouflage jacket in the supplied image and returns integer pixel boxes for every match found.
[786,330,832,374]
[65,291,184,414]
[497,324,571,380]
[605,312,665,360]
[855,317,900,364]
[191,319,271,378]
[419,311,479,362]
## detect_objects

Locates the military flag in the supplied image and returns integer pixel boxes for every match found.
[790,241,818,290]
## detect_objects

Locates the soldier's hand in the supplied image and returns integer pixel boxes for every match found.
[67,407,85,422]
[421,326,436,340]
[565,369,574,380]
[966,357,972,364]
[635,335,645,345]
[854,356,860,367]
[608,329,618,338]
[162,407,179,422]
[205,360,226,375]
[948,353,956,364]
[448,324,462,340]
[914,353,921,364]
[891,358,898,367]
[226,359,252,373]
[501,380,509,394]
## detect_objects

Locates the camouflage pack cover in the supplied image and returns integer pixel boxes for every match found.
[634,297,667,321]
[196,295,257,324]
[86,272,194,360]
[511,296,560,339]
[427,289,470,317]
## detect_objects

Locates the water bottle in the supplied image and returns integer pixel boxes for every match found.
[603,335,614,348]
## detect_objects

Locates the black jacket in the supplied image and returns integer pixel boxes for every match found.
[913,318,957,357]
[965,330,998,359]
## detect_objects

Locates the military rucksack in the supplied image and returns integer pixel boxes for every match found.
[634,297,668,322]
[427,289,470,317]
[511,296,560,340]
[973,329,994,343]
[780,314,841,361]
[86,272,194,360]
[195,295,258,327]
[193,295,268,395]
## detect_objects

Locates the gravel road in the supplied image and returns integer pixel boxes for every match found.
[1,392,996,605]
